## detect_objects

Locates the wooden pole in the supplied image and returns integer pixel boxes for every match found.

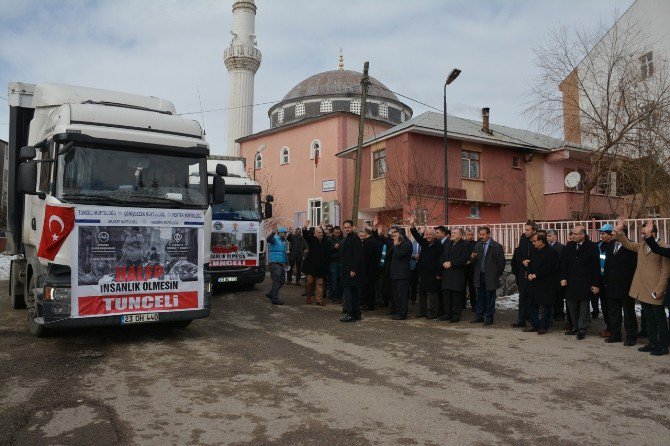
[351,61,370,224]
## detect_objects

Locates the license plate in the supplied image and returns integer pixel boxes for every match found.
[121,313,159,324]
[218,277,237,283]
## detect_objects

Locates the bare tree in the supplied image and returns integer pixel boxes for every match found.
[527,15,670,218]
[247,169,286,232]
[379,145,444,225]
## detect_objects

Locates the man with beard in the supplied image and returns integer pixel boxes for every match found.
[340,220,365,323]
[511,222,538,328]
[560,225,601,340]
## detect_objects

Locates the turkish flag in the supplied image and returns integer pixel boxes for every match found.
[37,204,75,260]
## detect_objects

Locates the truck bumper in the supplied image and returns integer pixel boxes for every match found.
[208,265,266,285]
[37,273,212,329]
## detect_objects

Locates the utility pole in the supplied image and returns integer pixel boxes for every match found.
[351,61,370,224]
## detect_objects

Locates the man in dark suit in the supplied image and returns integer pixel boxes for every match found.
[511,222,538,328]
[440,228,471,322]
[361,228,382,311]
[464,229,478,312]
[389,230,413,320]
[409,217,443,318]
[604,225,638,345]
[340,220,365,323]
[560,224,601,340]
[547,229,567,322]
[471,226,506,325]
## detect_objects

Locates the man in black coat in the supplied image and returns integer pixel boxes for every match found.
[471,226,506,325]
[560,224,601,340]
[440,228,471,322]
[511,222,538,328]
[287,228,307,285]
[361,228,382,311]
[525,231,559,334]
[340,220,365,323]
[464,229,478,312]
[389,231,413,320]
[547,229,567,322]
[409,217,443,318]
[604,225,638,345]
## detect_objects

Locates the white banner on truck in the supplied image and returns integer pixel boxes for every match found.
[210,220,259,267]
[71,207,205,318]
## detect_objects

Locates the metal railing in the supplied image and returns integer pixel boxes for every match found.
[403,218,670,256]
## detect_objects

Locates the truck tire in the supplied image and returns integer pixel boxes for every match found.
[163,320,192,329]
[26,273,49,337]
[10,261,26,309]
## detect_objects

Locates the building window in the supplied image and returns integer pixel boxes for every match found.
[648,206,660,218]
[461,151,480,179]
[640,52,653,79]
[277,108,284,124]
[280,147,290,165]
[310,140,321,160]
[350,99,361,115]
[379,102,389,118]
[320,99,332,113]
[255,153,263,170]
[564,168,587,192]
[308,198,322,225]
[401,111,406,122]
[469,205,480,219]
[512,156,521,169]
[372,149,386,179]
[596,171,617,196]
[295,102,305,117]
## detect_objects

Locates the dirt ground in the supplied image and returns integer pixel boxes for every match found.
[1,278,669,446]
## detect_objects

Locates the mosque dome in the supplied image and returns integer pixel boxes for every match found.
[268,67,413,128]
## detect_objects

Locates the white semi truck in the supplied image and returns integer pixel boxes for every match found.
[6,82,226,336]
[206,155,272,289]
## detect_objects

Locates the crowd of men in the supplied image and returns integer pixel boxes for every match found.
[264,217,670,357]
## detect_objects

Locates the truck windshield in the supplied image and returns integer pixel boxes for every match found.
[211,193,261,220]
[58,145,207,208]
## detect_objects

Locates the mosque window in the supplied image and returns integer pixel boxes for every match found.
[350,99,361,115]
[296,102,305,117]
[280,147,290,165]
[278,108,284,124]
[310,140,321,160]
[379,102,389,119]
[255,153,263,170]
[320,99,332,113]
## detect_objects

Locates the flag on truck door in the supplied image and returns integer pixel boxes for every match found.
[37,204,75,260]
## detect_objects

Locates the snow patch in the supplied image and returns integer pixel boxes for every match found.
[0,254,11,281]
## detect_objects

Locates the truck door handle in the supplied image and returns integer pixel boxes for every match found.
[31,218,36,231]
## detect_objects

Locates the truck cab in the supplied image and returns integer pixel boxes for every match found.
[7,82,225,336]
[207,155,272,288]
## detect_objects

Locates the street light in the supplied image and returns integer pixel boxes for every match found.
[443,68,461,226]
[253,144,266,181]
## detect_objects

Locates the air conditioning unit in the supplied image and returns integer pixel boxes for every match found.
[322,201,332,225]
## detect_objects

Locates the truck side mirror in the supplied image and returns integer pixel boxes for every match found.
[215,163,228,177]
[265,194,274,203]
[264,202,273,219]
[212,175,225,204]
[17,162,38,195]
[19,146,36,161]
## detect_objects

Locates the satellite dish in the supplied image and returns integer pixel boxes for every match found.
[565,171,581,188]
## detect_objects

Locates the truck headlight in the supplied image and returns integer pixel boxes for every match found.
[44,287,71,302]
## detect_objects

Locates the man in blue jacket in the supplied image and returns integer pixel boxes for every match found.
[266,227,289,305]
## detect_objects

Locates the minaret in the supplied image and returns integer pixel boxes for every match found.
[223,0,261,156]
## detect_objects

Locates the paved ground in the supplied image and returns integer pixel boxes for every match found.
[1,278,670,446]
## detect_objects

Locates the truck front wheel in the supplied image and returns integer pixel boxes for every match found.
[26,273,49,337]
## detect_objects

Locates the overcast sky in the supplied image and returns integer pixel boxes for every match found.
[0,0,635,151]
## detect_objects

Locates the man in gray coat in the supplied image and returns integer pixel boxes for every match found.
[470,226,506,325]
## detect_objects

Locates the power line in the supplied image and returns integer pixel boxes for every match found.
[0,95,7,102]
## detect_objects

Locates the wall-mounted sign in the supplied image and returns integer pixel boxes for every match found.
[322,179,336,192]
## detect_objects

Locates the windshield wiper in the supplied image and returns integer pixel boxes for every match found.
[131,194,188,205]
[61,193,128,204]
